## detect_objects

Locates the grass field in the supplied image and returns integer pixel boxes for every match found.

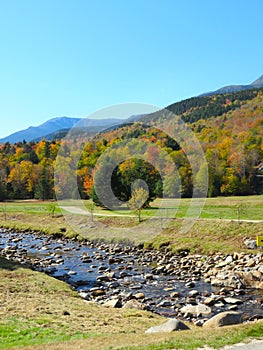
[56,195,263,220]
[2,195,262,220]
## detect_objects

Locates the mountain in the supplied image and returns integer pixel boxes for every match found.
[2,74,263,144]
[1,82,262,201]
[140,86,263,126]
[0,116,123,143]
[251,74,263,86]
[201,74,263,96]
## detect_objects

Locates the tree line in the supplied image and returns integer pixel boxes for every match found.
[0,89,262,203]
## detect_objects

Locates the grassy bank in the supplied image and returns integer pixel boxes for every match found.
[1,213,262,254]
[0,256,164,349]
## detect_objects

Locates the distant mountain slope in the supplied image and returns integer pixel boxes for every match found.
[0,117,123,143]
[2,74,263,144]
[141,86,263,125]
[0,117,81,143]
[201,74,263,96]
[251,74,263,86]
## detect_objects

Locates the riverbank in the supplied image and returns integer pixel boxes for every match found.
[0,255,165,349]
[0,210,262,254]
[1,253,263,350]
[1,228,263,349]
[1,198,263,349]
[1,228,263,322]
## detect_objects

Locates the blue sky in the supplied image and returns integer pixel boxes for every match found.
[1,0,263,138]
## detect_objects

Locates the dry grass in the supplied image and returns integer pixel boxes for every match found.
[0,256,168,349]
[0,257,164,335]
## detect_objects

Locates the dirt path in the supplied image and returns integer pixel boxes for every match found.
[195,339,263,350]
[60,205,136,217]
[60,206,262,223]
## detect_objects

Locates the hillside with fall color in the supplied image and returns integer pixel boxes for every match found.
[0,87,262,202]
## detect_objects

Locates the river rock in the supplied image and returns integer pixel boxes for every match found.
[237,271,263,289]
[203,311,243,328]
[90,288,105,297]
[194,319,205,327]
[224,297,242,304]
[96,272,115,281]
[158,300,173,307]
[246,258,256,267]
[180,304,212,316]
[170,291,181,299]
[134,292,145,299]
[103,299,122,308]
[185,281,196,288]
[244,239,257,249]
[145,318,190,333]
[225,255,233,264]
[145,273,154,280]
[211,273,244,289]
[203,296,216,306]
[123,300,146,310]
[79,292,90,300]
[188,290,199,297]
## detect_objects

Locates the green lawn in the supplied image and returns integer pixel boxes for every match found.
[1,195,262,221]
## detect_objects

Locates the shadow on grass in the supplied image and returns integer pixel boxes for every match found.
[0,256,22,271]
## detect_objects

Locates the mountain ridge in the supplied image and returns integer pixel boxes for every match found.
[201,73,263,96]
[1,73,263,143]
[0,117,124,143]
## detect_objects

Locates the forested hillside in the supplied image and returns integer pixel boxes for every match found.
[0,88,262,202]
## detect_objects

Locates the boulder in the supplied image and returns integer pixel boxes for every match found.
[145,318,190,333]
[237,271,263,289]
[224,297,242,305]
[103,299,122,308]
[123,300,146,310]
[244,239,256,249]
[180,303,212,316]
[203,311,242,328]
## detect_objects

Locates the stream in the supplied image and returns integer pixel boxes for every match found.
[0,229,263,324]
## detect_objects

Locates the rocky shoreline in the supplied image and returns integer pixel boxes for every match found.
[0,228,263,328]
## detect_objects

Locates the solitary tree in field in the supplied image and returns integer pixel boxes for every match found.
[128,187,148,223]
[234,203,247,223]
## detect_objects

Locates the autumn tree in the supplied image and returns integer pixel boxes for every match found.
[128,186,148,222]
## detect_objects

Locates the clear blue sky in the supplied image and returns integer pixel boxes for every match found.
[1,0,263,138]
